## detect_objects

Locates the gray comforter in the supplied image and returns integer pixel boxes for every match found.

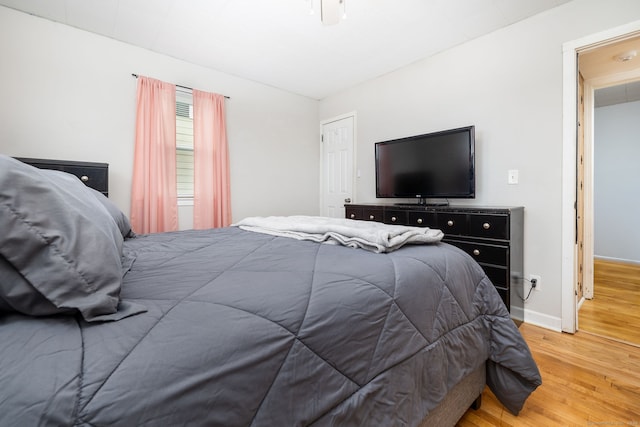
[0,227,541,426]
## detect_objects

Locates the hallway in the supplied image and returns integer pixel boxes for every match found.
[579,258,640,346]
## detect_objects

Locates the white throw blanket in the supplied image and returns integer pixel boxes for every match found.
[233,215,443,253]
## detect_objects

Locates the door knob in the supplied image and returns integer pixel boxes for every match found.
[344,198,351,203]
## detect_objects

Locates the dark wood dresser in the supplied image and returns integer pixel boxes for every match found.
[16,157,109,197]
[345,203,524,316]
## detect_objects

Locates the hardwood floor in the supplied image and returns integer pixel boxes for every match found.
[579,259,640,345]
[457,323,640,426]
[456,259,640,425]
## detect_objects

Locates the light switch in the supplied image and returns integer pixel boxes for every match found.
[508,169,519,185]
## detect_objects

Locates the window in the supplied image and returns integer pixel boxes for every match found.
[176,90,194,199]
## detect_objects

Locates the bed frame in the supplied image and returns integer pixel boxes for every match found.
[419,364,485,426]
[14,156,485,426]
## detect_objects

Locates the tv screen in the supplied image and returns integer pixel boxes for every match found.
[375,126,475,201]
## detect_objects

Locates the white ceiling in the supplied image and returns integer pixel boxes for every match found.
[0,0,571,99]
[578,35,640,107]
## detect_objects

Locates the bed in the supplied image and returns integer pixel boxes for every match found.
[0,155,541,426]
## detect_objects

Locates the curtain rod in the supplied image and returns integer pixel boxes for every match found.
[131,74,230,99]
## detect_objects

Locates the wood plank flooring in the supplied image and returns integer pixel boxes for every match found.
[457,323,640,426]
[579,259,640,345]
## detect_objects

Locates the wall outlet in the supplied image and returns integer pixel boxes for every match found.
[529,274,542,291]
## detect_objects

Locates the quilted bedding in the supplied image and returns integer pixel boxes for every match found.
[0,226,541,426]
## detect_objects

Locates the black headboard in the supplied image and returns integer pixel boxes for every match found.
[15,157,109,197]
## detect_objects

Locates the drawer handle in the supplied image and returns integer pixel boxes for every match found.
[391,216,397,222]
[80,175,89,182]
[473,249,480,256]
[417,218,423,224]
[483,222,491,230]
[447,220,454,227]
[369,215,375,220]
[350,213,355,219]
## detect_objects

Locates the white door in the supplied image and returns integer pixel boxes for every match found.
[321,115,355,218]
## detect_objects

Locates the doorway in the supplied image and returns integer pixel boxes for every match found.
[578,78,640,345]
[561,21,640,334]
[575,35,640,343]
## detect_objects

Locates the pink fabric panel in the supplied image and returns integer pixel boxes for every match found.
[193,90,231,229]
[130,76,178,234]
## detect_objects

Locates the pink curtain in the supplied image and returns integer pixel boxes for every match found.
[130,76,178,234]
[193,90,231,229]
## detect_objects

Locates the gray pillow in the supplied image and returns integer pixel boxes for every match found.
[0,254,62,316]
[88,187,136,238]
[0,155,143,321]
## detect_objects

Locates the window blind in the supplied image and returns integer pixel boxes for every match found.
[176,95,194,198]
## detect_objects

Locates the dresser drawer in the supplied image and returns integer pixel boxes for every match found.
[482,265,509,288]
[469,214,508,240]
[61,165,108,195]
[408,211,437,228]
[362,207,383,222]
[346,206,363,220]
[384,209,407,225]
[452,241,509,266]
[345,205,384,222]
[437,212,467,235]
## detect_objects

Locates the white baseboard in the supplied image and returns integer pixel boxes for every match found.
[511,306,524,323]
[523,308,562,332]
[594,255,640,265]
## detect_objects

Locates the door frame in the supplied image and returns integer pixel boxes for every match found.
[319,112,357,216]
[561,20,640,333]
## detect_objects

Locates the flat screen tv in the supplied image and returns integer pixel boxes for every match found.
[375,125,475,204]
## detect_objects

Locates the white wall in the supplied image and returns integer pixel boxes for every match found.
[594,101,640,263]
[319,0,640,328]
[0,6,320,225]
